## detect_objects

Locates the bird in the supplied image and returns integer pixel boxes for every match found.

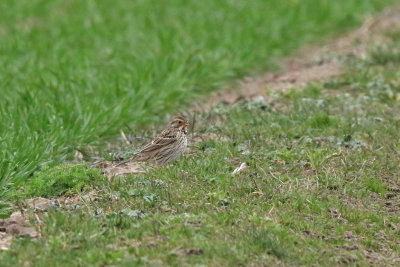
[115,116,190,166]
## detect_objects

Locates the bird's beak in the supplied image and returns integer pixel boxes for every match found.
[184,122,190,127]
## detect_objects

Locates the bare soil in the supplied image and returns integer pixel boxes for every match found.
[0,212,38,251]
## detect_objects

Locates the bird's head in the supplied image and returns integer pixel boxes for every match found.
[169,116,190,130]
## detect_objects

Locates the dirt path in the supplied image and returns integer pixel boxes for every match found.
[191,7,400,112]
[97,7,400,180]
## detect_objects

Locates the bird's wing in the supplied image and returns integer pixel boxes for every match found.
[137,128,177,153]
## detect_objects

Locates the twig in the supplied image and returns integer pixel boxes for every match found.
[120,130,131,145]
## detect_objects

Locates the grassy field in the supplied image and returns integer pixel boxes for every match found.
[0,0,397,190]
[2,28,400,266]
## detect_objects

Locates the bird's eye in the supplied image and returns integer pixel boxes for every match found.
[178,121,182,124]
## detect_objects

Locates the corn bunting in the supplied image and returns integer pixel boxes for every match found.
[116,116,190,166]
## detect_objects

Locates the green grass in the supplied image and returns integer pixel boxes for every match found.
[2,29,400,266]
[0,0,398,190]
[18,164,105,198]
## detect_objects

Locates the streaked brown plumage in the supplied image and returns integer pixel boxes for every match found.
[121,116,190,165]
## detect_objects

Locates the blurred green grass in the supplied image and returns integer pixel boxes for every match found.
[0,0,397,187]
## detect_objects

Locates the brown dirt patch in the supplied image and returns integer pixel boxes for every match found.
[0,212,38,251]
[23,190,99,211]
[192,8,400,112]
[92,160,145,179]
[1,191,104,250]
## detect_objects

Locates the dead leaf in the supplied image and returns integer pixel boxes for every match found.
[232,162,247,175]
[120,130,131,145]
[74,150,83,161]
